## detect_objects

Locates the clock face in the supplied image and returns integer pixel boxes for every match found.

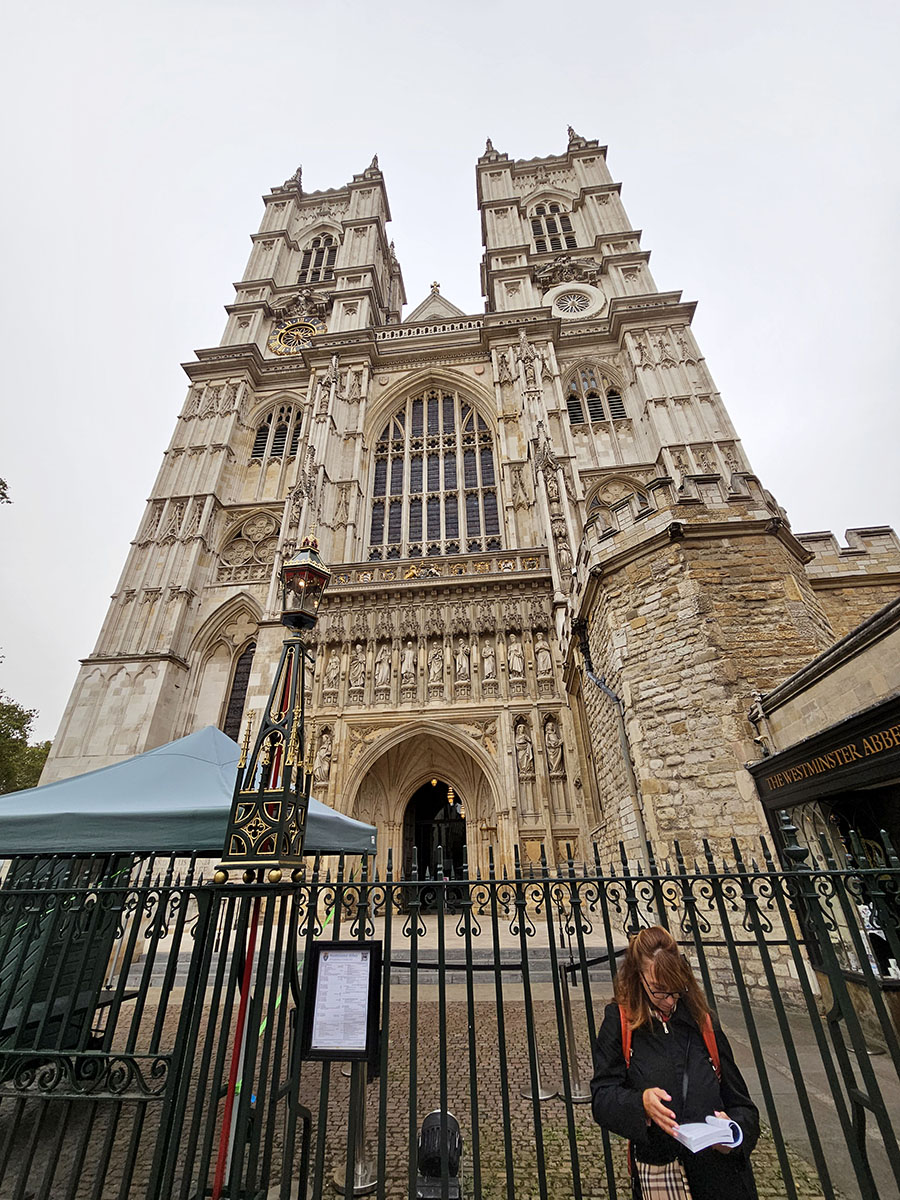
[267,317,327,356]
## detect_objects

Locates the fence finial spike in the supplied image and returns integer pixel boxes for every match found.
[778,810,810,869]
[881,828,900,869]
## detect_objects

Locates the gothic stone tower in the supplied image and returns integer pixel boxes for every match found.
[46,133,883,871]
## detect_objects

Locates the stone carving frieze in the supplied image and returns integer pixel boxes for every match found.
[348,725,385,761]
[533,254,602,291]
[269,288,330,322]
[456,718,498,756]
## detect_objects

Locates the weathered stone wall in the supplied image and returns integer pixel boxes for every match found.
[580,519,835,864]
[813,584,900,641]
[798,526,900,640]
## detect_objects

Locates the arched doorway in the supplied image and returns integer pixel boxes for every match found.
[402,779,467,879]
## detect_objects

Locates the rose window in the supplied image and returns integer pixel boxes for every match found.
[556,292,591,314]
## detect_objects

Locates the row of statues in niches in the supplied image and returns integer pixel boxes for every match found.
[307,712,566,790]
[514,713,566,779]
[318,631,556,692]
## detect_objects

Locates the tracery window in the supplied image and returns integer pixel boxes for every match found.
[565,366,627,425]
[250,405,303,459]
[223,642,256,741]
[299,235,337,283]
[531,204,577,254]
[368,389,502,559]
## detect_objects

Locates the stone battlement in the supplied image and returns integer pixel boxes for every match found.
[795,527,900,641]
[796,527,900,580]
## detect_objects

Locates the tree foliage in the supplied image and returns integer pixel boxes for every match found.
[0,477,9,504]
[0,689,51,793]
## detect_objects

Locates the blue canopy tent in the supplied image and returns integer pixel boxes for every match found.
[0,726,376,856]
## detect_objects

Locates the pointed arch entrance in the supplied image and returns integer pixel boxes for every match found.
[403,778,467,878]
[344,721,502,879]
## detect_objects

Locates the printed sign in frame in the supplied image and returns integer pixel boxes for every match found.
[301,940,382,1065]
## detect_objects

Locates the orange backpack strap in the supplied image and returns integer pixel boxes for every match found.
[618,1004,632,1065]
[618,1006,636,1179]
[702,1013,721,1079]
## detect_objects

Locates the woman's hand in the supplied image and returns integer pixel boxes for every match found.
[712,1110,733,1153]
[642,1088,678,1136]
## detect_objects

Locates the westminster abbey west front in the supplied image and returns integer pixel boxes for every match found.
[43,131,900,873]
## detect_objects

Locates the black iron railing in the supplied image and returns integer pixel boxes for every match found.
[0,830,897,1199]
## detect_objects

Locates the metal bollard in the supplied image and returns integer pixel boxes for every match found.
[332,1061,377,1195]
[558,962,591,1103]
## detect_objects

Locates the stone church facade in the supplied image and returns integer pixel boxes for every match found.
[43,132,900,874]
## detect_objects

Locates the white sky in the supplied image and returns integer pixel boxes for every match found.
[1,0,898,740]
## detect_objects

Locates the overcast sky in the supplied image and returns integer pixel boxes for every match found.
[1,0,898,740]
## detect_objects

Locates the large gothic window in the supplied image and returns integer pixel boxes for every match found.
[531,204,577,254]
[299,235,337,283]
[250,405,303,459]
[368,389,502,559]
[222,642,256,740]
[565,365,627,425]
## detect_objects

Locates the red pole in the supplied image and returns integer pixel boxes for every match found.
[211,892,261,1200]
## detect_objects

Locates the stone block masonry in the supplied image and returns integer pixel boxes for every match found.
[574,511,836,865]
[797,526,900,640]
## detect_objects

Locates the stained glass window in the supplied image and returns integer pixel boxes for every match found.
[368,389,502,558]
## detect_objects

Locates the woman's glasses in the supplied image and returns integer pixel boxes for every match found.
[641,974,685,1001]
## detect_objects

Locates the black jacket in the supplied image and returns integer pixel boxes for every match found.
[591,1001,759,1200]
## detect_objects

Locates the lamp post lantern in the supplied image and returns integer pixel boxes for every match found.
[214,535,331,884]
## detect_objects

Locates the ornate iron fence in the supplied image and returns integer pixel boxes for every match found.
[0,827,897,1199]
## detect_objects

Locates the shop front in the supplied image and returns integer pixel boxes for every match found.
[746,598,900,1038]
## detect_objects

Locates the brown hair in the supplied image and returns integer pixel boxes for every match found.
[614,926,711,1031]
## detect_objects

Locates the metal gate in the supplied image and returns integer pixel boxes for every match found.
[0,827,898,1199]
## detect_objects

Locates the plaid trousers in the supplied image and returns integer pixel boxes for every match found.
[634,1158,692,1199]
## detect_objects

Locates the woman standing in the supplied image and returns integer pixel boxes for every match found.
[591,926,759,1199]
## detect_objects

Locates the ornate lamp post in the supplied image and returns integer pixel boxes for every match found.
[215,535,331,884]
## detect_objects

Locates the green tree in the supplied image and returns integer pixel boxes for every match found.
[0,689,51,793]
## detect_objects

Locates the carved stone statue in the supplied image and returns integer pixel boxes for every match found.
[481,639,496,680]
[507,637,525,679]
[428,643,443,684]
[349,643,366,689]
[534,634,552,677]
[515,329,543,388]
[374,643,391,688]
[455,638,470,682]
[401,640,417,684]
[545,474,563,517]
[324,650,340,691]
[316,354,339,412]
[544,718,564,774]
[556,537,573,575]
[313,729,332,785]
[515,722,534,775]
[498,352,512,384]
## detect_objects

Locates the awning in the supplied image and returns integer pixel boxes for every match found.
[0,726,376,856]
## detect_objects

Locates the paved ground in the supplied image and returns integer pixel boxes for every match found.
[1,928,898,1197]
[303,985,867,1200]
